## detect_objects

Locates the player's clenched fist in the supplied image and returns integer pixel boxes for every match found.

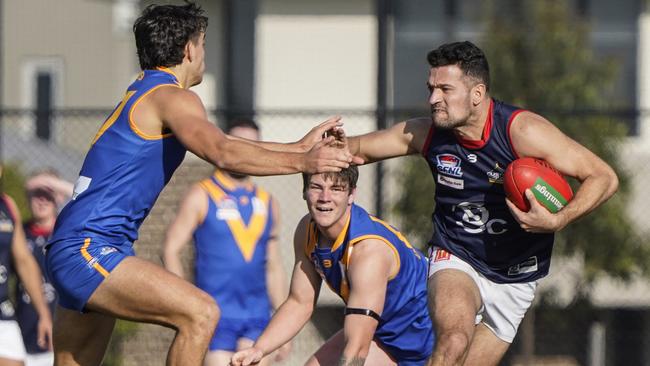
[230,347,264,366]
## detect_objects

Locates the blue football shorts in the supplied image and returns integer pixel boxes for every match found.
[209,317,270,352]
[45,237,133,312]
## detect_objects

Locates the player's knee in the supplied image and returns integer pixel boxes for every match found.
[436,330,470,360]
[186,293,219,337]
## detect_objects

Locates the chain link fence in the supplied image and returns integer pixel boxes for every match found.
[1,108,649,365]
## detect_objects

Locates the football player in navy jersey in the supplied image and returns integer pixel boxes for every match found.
[45,3,359,366]
[346,41,618,365]
[0,166,53,366]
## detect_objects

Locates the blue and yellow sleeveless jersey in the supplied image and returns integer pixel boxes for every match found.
[305,204,434,364]
[194,171,273,320]
[50,68,187,246]
[423,99,554,283]
[0,195,18,321]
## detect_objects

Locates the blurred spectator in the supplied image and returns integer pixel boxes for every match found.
[15,170,71,366]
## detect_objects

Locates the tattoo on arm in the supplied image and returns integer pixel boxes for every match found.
[339,357,366,366]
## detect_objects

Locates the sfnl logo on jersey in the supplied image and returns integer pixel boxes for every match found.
[436,154,463,177]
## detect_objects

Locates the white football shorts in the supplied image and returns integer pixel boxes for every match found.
[428,246,537,343]
[0,320,27,361]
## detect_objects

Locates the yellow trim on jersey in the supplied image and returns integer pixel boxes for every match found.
[128,84,181,140]
[304,221,318,258]
[348,235,401,280]
[91,91,136,145]
[155,67,183,88]
[80,238,109,278]
[201,180,270,262]
[369,216,421,259]
[330,212,351,252]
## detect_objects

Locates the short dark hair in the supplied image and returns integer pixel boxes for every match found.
[427,41,490,91]
[133,1,208,70]
[226,118,259,134]
[302,165,359,193]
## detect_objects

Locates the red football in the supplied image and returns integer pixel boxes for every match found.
[503,157,573,213]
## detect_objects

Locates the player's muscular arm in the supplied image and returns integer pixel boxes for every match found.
[163,185,207,278]
[347,118,432,164]
[156,87,352,174]
[229,117,345,153]
[231,216,323,366]
[509,112,619,231]
[340,240,392,363]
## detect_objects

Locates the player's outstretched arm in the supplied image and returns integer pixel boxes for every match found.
[339,239,393,365]
[159,87,354,174]
[347,117,432,164]
[508,111,619,232]
[163,184,207,278]
[231,216,322,366]
[7,195,53,351]
[229,116,344,153]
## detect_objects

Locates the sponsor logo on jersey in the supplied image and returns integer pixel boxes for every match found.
[72,176,92,200]
[100,246,117,256]
[436,154,463,177]
[487,162,505,184]
[0,299,15,317]
[437,175,464,189]
[323,259,333,268]
[508,256,538,276]
[0,212,13,232]
[252,197,267,215]
[452,202,508,235]
[467,154,478,163]
[433,249,451,262]
[216,197,242,220]
[0,220,13,232]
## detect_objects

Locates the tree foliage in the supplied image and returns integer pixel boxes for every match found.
[393,0,650,296]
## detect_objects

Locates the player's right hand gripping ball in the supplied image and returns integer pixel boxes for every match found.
[504,157,573,213]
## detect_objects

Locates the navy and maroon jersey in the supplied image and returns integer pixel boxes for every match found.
[0,195,17,321]
[16,222,57,354]
[423,99,554,283]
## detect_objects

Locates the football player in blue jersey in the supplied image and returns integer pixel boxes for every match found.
[0,166,53,366]
[345,41,618,365]
[230,166,433,366]
[46,3,360,366]
[164,119,291,366]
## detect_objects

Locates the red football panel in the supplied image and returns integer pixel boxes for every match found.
[504,157,574,212]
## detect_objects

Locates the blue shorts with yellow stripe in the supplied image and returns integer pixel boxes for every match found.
[45,237,133,312]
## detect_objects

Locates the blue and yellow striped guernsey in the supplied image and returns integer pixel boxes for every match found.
[193,171,274,320]
[50,68,187,246]
[305,204,434,365]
